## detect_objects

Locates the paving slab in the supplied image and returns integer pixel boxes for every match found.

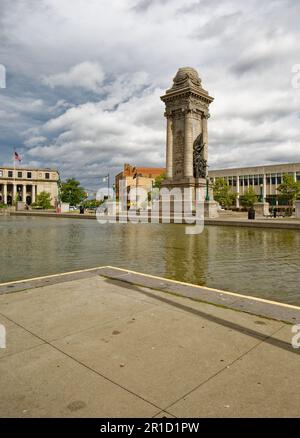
[52,303,284,407]
[0,276,158,341]
[168,331,300,418]
[0,344,159,418]
[0,321,44,359]
[0,267,299,418]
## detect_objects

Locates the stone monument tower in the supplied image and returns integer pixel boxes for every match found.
[160,67,218,217]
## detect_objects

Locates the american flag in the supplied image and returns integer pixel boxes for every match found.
[14,151,21,162]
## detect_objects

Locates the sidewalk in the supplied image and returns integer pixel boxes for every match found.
[0,267,299,418]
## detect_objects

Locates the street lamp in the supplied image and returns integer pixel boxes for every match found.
[205,177,210,202]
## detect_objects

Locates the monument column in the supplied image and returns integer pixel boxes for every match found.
[184,110,193,178]
[166,114,173,179]
[160,67,217,218]
[202,114,209,165]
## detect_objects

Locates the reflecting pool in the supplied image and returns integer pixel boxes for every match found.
[1,216,300,305]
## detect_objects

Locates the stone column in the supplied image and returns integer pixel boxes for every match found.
[3,184,7,204]
[166,115,173,179]
[184,110,193,178]
[21,185,25,202]
[202,113,209,165]
[32,185,36,203]
[13,184,17,201]
[263,174,267,201]
[236,176,240,208]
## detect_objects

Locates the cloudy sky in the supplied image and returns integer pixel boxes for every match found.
[0,0,299,190]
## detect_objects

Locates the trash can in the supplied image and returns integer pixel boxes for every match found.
[248,207,255,220]
[79,206,85,215]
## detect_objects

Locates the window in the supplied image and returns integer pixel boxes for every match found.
[18,171,22,178]
[8,171,13,178]
[254,177,258,186]
[27,172,32,179]
[277,175,282,184]
[271,174,276,185]
[297,172,300,182]
[0,170,3,177]
[45,172,50,179]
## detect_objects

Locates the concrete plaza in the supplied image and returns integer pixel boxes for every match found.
[0,267,299,418]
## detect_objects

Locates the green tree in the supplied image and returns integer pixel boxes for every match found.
[240,187,258,209]
[277,173,300,216]
[213,178,237,208]
[60,178,87,206]
[83,199,103,209]
[33,192,52,209]
[153,173,166,189]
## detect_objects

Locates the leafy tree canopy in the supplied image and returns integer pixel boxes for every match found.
[32,191,52,210]
[60,178,87,206]
[153,173,166,189]
[240,187,258,209]
[213,178,237,208]
[277,173,300,215]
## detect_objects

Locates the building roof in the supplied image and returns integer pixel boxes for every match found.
[135,167,166,175]
[0,166,59,173]
[116,164,165,179]
[209,162,300,175]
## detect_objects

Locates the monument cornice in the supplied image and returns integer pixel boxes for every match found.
[160,86,214,105]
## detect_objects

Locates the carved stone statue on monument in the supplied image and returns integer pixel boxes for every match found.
[193,133,207,179]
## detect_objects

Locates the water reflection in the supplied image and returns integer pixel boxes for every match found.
[0,216,300,305]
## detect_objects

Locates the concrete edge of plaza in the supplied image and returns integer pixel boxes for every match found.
[7,210,300,230]
[0,266,299,325]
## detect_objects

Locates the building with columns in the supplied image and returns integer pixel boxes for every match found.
[0,167,59,206]
[208,163,300,207]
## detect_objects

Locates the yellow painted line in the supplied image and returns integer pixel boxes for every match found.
[104,266,300,311]
[0,266,102,287]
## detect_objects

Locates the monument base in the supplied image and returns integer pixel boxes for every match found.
[16,201,26,211]
[204,200,219,219]
[254,202,270,217]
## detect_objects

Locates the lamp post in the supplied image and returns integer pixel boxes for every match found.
[205,177,210,202]
[102,174,110,199]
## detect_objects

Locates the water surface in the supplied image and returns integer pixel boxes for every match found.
[1,216,300,305]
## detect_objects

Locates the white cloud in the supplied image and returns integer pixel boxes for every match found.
[0,0,300,185]
[43,61,105,92]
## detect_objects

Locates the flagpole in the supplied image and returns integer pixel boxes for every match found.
[13,148,16,204]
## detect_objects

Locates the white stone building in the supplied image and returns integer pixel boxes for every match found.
[0,167,59,206]
[209,162,300,208]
